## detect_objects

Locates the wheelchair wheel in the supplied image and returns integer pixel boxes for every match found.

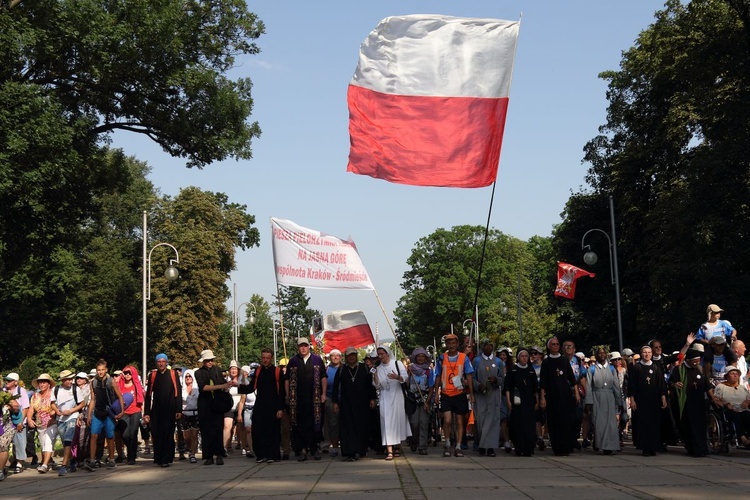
[707,412,724,454]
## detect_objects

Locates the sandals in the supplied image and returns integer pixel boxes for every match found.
[454,449,465,457]
[443,448,452,457]
[385,452,394,461]
[393,448,401,457]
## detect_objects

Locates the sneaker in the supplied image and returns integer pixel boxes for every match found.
[189,456,197,464]
[95,460,103,468]
[241,448,246,456]
[69,461,77,473]
[256,457,267,463]
[106,460,117,470]
[266,459,275,464]
[82,460,95,472]
[0,471,4,481]
[504,441,513,453]
[13,464,23,474]
[58,465,68,477]
[582,438,591,449]
[330,449,338,458]
[37,464,49,473]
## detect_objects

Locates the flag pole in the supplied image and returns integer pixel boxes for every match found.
[276,282,288,361]
[471,180,498,340]
[372,288,405,357]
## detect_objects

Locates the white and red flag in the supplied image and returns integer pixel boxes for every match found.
[554,262,596,300]
[347,15,520,188]
[322,310,375,354]
[270,217,374,290]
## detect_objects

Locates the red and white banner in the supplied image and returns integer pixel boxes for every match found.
[270,218,374,290]
[347,15,520,188]
[554,262,596,300]
[322,310,375,354]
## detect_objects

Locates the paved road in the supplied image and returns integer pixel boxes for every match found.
[2,446,750,499]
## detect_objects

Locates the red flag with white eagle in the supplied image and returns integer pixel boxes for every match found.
[347,15,520,188]
[322,310,375,354]
[554,262,596,300]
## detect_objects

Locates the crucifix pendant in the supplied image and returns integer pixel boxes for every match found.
[646,376,651,385]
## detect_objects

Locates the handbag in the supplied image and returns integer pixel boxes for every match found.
[210,379,234,414]
[396,363,418,416]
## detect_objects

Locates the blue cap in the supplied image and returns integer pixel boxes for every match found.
[155,353,168,362]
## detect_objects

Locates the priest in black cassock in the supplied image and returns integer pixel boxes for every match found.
[628,345,668,456]
[670,342,710,457]
[333,347,376,461]
[143,353,182,467]
[540,336,579,456]
[247,348,285,463]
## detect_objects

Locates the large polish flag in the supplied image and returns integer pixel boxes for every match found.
[322,310,375,354]
[347,15,520,188]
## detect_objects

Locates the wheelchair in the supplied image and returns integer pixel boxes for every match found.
[707,405,739,455]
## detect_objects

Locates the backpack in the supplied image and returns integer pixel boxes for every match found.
[54,385,80,407]
[149,369,179,398]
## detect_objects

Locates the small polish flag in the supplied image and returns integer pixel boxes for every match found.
[322,310,375,354]
[347,15,520,188]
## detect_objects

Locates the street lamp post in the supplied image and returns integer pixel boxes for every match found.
[235,302,256,362]
[462,318,477,349]
[580,195,624,352]
[142,211,179,385]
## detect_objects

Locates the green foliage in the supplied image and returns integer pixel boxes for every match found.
[555,0,750,350]
[274,286,321,352]
[149,187,261,369]
[394,225,555,352]
[1,0,264,167]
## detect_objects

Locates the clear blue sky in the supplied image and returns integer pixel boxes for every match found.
[114,1,663,344]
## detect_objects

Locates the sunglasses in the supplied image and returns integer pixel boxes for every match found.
[123,371,131,375]
[185,375,193,378]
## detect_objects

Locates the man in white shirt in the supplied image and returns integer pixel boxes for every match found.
[54,370,85,476]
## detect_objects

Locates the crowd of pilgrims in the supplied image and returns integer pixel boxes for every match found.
[2,304,749,481]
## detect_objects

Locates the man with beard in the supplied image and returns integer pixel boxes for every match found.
[285,337,327,461]
[333,347,376,461]
[670,341,709,457]
[143,353,182,467]
[249,349,285,463]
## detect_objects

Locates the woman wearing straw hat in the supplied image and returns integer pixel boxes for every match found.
[28,373,59,473]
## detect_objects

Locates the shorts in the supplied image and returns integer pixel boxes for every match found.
[242,407,254,428]
[57,419,77,445]
[440,393,469,416]
[39,425,58,453]
[90,414,115,439]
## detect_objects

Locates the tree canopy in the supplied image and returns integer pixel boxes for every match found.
[553,0,750,349]
[394,225,556,352]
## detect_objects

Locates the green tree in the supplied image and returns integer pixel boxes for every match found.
[274,286,321,354]
[394,225,555,351]
[555,0,750,349]
[148,187,260,368]
[1,0,264,167]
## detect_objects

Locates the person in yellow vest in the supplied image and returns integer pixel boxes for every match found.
[434,333,475,457]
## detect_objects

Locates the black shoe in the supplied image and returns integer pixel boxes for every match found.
[282,454,289,461]
[573,441,582,451]
[161,463,169,468]
[487,449,496,457]
[603,450,613,455]
[313,452,321,461]
[478,448,486,456]
[178,453,186,461]
[216,456,224,465]
[537,438,546,451]
[297,453,308,462]
[203,458,214,465]
[582,439,591,449]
